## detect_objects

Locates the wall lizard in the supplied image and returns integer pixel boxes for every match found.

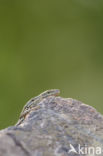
[16,89,60,126]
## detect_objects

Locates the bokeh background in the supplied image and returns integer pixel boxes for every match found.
[0,0,103,129]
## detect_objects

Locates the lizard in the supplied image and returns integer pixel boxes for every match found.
[15,89,60,126]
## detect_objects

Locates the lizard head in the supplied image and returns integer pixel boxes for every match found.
[41,89,60,98]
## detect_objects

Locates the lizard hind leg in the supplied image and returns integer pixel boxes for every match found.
[19,105,40,121]
[15,110,30,126]
[20,109,31,119]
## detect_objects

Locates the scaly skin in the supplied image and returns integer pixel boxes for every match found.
[16,89,60,126]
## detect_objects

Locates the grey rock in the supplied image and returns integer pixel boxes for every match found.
[0,96,103,156]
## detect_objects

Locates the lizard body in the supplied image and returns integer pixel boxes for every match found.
[16,89,60,126]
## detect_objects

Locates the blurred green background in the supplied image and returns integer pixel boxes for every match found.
[0,0,103,129]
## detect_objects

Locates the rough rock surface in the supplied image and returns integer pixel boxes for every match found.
[0,96,103,156]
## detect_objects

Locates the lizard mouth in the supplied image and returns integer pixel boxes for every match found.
[55,92,60,96]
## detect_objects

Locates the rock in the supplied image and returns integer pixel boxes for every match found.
[0,96,103,156]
